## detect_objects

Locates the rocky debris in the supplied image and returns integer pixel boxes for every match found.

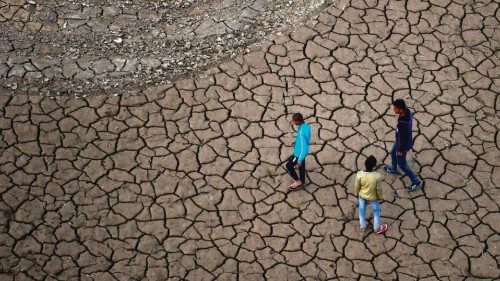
[0,0,330,96]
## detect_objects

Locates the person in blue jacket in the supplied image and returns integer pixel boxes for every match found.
[286,113,311,190]
[384,99,422,191]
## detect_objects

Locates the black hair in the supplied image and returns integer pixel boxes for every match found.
[292,113,304,123]
[365,155,377,172]
[393,99,406,109]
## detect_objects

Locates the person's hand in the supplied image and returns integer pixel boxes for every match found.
[296,163,302,168]
[397,150,404,156]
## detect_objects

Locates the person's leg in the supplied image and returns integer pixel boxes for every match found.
[358,197,367,229]
[396,152,420,185]
[385,143,400,174]
[390,143,398,171]
[370,200,381,230]
[298,159,306,184]
[285,156,299,181]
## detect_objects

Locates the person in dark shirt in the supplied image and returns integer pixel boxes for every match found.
[384,99,422,191]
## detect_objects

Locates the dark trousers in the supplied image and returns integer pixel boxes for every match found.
[285,156,306,183]
[390,142,420,185]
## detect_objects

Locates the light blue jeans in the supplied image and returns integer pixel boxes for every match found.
[358,197,381,230]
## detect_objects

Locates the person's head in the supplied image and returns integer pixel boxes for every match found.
[392,99,407,115]
[291,113,304,125]
[365,155,377,172]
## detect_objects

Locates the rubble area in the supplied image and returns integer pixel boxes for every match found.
[0,0,332,96]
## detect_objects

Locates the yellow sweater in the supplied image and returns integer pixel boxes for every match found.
[354,171,383,201]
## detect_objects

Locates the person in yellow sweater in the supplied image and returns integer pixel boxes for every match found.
[354,155,388,234]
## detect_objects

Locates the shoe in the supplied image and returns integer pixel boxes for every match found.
[289,184,305,191]
[375,224,388,234]
[383,166,400,175]
[357,226,367,232]
[289,180,304,191]
[406,181,422,192]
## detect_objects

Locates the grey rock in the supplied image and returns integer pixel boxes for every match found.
[0,63,8,77]
[74,69,94,80]
[8,65,26,77]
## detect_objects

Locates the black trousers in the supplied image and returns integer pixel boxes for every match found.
[285,156,306,183]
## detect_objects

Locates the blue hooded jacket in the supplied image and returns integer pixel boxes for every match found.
[293,123,311,163]
[396,108,413,151]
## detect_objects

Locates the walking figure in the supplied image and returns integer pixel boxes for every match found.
[355,155,388,234]
[285,113,311,191]
[384,99,422,191]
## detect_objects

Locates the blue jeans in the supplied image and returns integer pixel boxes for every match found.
[358,197,381,230]
[390,143,420,185]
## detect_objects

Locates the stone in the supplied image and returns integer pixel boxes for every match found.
[470,253,500,278]
[8,65,26,77]
[13,121,38,142]
[292,78,319,95]
[442,144,477,165]
[13,235,41,256]
[282,250,313,266]
[44,256,63,275]
[0,63,8,77]
[91,59,115,74]
[305,40,330,59]
[31,58,59,70]
[353,260,376,277]
[344,240,371,261]
[228,134,252,153]
[290,26,317,43]
[482,213,500,233]
[69,107,99,127]
[244,51,269,71]
[416,243,453,263]
[137,235,163,257]
[74,69,94,80]
[230,100,265,121]
[373,254,397,273]
[462,30,487,46]
[113,202,143,220]
[332,48,357,64]
[177,149,200,172]
[332,108,359,126]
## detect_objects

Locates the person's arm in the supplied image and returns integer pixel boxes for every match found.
[354,173,361,197]
[376,176,383,200]
[297,126,310,164]
[397,120,411,153]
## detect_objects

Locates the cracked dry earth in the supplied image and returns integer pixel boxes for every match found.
[1,0,500,280]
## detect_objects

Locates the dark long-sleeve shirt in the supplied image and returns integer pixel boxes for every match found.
[396,108,413,151]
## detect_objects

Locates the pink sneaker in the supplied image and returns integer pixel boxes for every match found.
[289,180,303,191]
[375,224,388,234]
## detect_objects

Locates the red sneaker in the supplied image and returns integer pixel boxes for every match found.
[375,224,388,234]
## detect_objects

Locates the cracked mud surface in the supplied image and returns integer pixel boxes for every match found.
[1,0,500,280]
[1,0,330,95]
